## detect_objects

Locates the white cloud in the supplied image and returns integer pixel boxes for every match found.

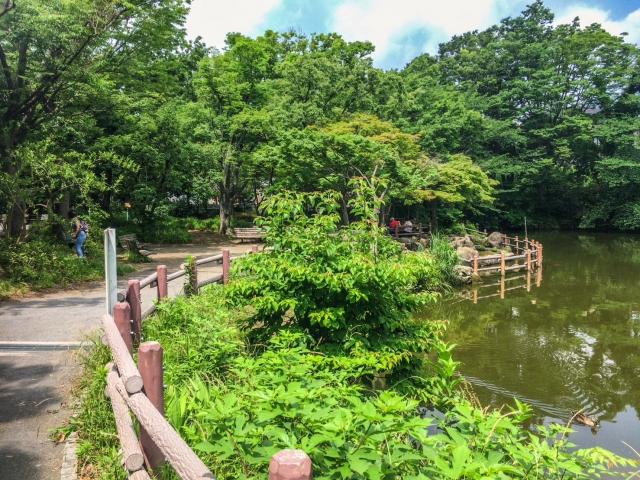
[555,5,640,46]
[185,0,281,49]
[331,0,504,62]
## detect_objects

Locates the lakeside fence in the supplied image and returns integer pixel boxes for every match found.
[461,226,543,276]
[101,243,312,480]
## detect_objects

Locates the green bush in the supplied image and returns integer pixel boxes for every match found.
[429,233,461,286]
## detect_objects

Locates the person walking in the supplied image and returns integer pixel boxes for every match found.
[68,210,88,259]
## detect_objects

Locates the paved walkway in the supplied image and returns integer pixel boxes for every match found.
[0,236,251,480]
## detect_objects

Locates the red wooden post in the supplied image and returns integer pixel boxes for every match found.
[138,341,165,470]
[157,265,167,301]
[222,249,230,284]
[252,244,258,253]
[473,255,478,275]
[269,449,312,480]
[113,302,132,355]
[127,279,141,343]
[394,224,399,239]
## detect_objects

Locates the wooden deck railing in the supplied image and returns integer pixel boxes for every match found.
[103,245,312,480]
[461,227,543,276]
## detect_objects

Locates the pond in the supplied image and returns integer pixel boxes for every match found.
[418,232,640,460]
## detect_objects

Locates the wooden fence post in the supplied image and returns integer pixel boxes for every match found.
[483,228,487,235]
[526,248,531,270]
[418,223,422,239]
[515,235,519,252]
[473,289,477,304]
[157,265,167,301]
[223,249,230,284]
[113,302,132,355]
[473,255,478,275]
[252,244,258,253]
[538,243,543,265]
[394,225,399,239]
[189,256,198,296]
[500,275,505,299]
[127,280,141,343]
[536,264,542,287]
[500,253,505,276]
[269,449,312,480]
[527,269,531,292]
[138,341,165,470]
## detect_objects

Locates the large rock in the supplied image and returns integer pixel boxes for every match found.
[463,235,475,248]
[487,231,503,247]
[454,265,473,284]
[457,246,477,263]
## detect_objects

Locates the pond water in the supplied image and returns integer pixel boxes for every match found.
[418,232,640,460]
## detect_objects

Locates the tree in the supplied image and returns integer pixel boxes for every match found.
[273,114,420,225]
[0,0,188,236]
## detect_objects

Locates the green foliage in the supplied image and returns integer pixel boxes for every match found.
[183,255,197,297]
[162,332,631,480]
[124,250,152,263]
[69,339,127,480]
[226,190,441,365]
[429,233,462,287]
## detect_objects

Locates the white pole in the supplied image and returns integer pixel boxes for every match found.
[104,228,117,315]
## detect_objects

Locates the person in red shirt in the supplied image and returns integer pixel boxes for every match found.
[388,217,400,228]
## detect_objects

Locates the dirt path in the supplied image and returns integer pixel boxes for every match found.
[0,233,253,480]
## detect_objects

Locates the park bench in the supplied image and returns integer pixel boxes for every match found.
[232,227,264,242]
[119,233,154,257]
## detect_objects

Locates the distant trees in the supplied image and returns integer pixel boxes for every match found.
[2,0,639,236]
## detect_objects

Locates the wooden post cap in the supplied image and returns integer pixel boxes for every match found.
[269,449,312,480]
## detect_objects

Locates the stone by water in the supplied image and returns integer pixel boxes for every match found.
[416,232,640,459]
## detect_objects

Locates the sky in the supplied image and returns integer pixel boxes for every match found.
[185,0,640,70]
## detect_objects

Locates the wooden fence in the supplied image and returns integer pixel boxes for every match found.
[102,245,312,480]
[462,227,543,276]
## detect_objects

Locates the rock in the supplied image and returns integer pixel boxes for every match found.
[457,247,477,263]
[471,273,483,283]
[454,265,473,276]
[487,231,503,247]
[463,235,475,248]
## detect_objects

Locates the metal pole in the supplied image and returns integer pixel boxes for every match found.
[104,228,117,315]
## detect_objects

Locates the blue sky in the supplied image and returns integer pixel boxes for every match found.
[185,0,640,70]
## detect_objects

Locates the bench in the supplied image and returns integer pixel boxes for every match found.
[232,227,264,242]
[119,234,154,256]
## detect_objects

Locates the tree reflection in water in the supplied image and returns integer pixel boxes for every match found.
[416,233,640,457]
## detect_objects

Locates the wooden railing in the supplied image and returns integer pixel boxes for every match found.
[461,227,543,276]
[103,245,313,480]
[387,223,428,240]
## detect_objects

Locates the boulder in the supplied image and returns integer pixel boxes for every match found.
[487,231,503,247]
[463,235,475,248]
[457,247,477,263]
[454,265,473,284]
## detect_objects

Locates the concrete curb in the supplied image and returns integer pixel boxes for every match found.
[0,341,90,351]
[60,432,78,480]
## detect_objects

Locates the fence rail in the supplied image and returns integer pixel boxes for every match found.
[460,227,543,276]
[102,244,313,479]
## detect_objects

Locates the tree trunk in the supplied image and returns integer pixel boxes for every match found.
[218,161,233,235]
[339,196,350,226]
[430,200,438,233]
[58,191,70,218]
[8,198,26,238]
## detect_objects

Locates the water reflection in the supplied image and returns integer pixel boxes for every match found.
[417,233,640,458]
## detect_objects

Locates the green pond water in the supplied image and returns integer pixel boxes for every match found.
[417,232,640,459]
